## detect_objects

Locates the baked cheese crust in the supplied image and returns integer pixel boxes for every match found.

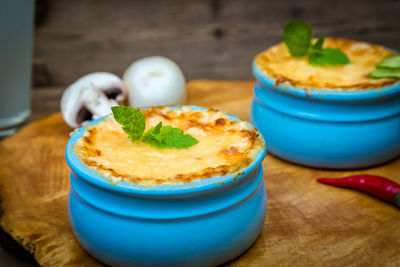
[73,106,264,186]
[254,38,398,90]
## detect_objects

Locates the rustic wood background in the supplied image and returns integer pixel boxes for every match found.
[33,0,400,86]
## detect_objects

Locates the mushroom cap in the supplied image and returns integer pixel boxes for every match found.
[123,56,186,107]
[61,72,127,128]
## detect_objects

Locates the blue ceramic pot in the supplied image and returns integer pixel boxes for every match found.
[66,106,267,267]
[251,62,400,169]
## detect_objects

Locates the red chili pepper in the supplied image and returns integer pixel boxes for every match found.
[317,175,400,208]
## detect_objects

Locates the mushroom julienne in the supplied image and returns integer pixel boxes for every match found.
[61,72,128,128]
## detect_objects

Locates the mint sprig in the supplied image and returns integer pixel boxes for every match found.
[111,106,198,149]
[283,21,350,66]
[369,54,400,79]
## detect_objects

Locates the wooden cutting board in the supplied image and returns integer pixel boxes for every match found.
[0,80,399,267]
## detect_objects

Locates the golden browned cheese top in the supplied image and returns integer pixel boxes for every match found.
[73,107,264,186]
[254,38,398,90]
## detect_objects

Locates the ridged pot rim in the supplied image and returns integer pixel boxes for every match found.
[65,105,267,196]
[252,61,400,101]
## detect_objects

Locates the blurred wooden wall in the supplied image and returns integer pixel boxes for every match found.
[33,0,400,86]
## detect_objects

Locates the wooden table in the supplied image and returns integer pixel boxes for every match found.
[0,81,399,266]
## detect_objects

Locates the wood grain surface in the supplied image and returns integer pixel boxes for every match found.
[0,81,399,266]
[34,0,400,85]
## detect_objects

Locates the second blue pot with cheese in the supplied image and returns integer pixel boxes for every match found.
[251,38,400,169]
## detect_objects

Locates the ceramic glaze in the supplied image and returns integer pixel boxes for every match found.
[66,105,267,267]
[251,62,400,169]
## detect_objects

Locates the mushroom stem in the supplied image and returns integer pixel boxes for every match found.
[82,85,118,120]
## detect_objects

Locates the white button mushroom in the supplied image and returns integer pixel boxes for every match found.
[123,56,186,108]
[61,72,127,128]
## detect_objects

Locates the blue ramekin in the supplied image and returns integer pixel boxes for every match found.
[251,61,400,169]
[65,105,267,267]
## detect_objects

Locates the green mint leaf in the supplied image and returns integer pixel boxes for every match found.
[159,126,199,149]
[142,122,198,149]
[369,68,400,79]
[142,122,163,147]
[377,54,400,69]
[111,106,145,142]
[311,37,324,51]
[369,54,400,79]
[308,48,350,66]
[284,20,312,57]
